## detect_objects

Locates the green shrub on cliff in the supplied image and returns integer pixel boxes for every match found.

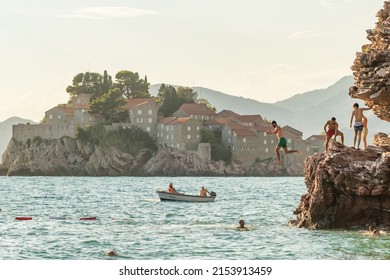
[76,123,157,155]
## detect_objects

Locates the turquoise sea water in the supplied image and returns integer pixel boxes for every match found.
[0,176,388,260]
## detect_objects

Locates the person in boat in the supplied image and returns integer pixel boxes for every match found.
[199,186,210,197]
[266,120,301,164]
[237,220,249,231]
[324,117,344,151]
[168,183,177,193]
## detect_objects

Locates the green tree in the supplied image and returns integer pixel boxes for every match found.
[201,129,232,163]
[114,70,150,98]
[66,72,106,97]
[157,84,180,117]
[177,87,198,104]
[89,88,127,123]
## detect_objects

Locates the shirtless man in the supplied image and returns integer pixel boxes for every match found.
[324,117,344,151]
[168,183,177,193]
[350,103,370,149]
[266,121,300,164]
[199,186,210,197]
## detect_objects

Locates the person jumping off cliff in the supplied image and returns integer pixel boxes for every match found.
[266,121,301,164]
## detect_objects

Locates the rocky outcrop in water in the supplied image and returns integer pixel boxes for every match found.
[291,2,390,230]
[290,142,390,229]
[1,137,302,176]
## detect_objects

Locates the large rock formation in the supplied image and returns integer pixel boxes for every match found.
[1,137,301,176]
[290,142,390,229]
[350,1,390,121]
[291,2,390,229]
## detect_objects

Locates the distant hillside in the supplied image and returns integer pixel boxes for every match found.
[0,117,35,156]
[274,75,389,144]
[149,84,294,122]
[151,76,389,145]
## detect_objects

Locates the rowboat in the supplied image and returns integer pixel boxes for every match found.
[156,190,216,202]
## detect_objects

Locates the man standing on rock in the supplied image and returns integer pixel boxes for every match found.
[266,121,301,164]
[324,117,344,151]
[350,103,371,150]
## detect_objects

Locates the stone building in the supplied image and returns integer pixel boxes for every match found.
[305,135,326,153]
[173,103,217,121]
[124,98,159,138]
[156,117,202,151]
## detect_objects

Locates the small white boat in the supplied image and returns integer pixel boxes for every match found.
[156,190,216,202]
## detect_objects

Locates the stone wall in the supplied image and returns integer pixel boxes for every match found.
[13,123,76,143]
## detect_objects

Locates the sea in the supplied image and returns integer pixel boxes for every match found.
[0,176,389,260]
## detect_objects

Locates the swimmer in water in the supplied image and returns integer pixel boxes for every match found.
[236,220,249,231]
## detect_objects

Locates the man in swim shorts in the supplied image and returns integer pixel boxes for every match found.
[350,103,370,150]
[324,117,344,151]
[266,121,301,164]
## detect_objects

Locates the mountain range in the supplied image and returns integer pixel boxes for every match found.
[1,76,388,156]
[151,75,389,145]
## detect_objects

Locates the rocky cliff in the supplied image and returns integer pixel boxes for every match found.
[290,2,390,230]
[290,142,390,229]
[1,137,302,177]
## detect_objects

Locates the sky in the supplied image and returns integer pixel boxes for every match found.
[0,0,385,122]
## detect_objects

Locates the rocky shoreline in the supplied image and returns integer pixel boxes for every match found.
[1,137,303,177]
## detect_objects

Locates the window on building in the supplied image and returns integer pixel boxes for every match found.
[197,135,199,139]
[271,140,274,144]
[243,138,246,143]
[171,135,174,139]
[197,126,200,130]
[266,148,269,153]
[171,126,173,131]
[157,133,160,137]
[146,127,151,132]
[264,132,267,136]
[148,118,152,123]
[137,109,142,115]
[264,140,267,144]
[161,124,164,129]
[161,133,163,138]
[187,126,191,131]
[58,115,61,119]
[288,139,291,144]
[49,114,53,119]
[89,117,92,121]
[187,135,191,140]
[177,144,180,148]
[228,138,230,143]
[307,147,310,152]
[148,109,152,115]
[166,127,169,131]
[166,135,169,139]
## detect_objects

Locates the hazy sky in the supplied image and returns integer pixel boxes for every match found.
[0,0,384,122]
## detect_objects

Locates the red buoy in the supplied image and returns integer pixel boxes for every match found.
[15,216,32,220]
[79,217,97,220]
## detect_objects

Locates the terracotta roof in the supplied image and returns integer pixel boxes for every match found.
[158,117,193,125]
[204,119,223,125]
[46,105,74,116]
[177,103,216,116]
[238,115,264,124]
[216,110,241,118]
[215,117,240,125]
[74,104,89,110]
[124,98,156,110]
[253,124,271,132]
[157,117,177,124]
[225,123,247,130]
